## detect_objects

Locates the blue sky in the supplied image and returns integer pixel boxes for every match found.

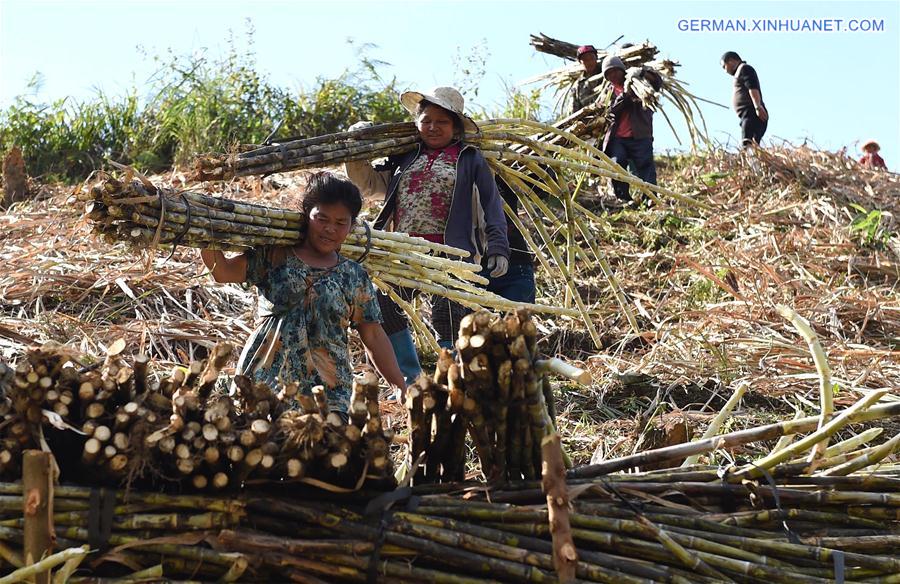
[1,0,898,168]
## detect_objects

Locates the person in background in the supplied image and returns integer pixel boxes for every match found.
[199,172,406,409]
[601,55,662,205]
[859,140,887,170]
[346,86,510,385]
[570,45,604,114]
[721,51,769,147]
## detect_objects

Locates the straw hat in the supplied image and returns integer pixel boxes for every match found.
[862,139,880,151]
[400,86,479,133]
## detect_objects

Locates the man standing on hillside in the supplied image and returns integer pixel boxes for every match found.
[721,51,768,147]
[570,45,604,114]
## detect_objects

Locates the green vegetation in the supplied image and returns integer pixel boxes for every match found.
[1,29,556,183]
[0,33,409,182]
[848,203,892,248]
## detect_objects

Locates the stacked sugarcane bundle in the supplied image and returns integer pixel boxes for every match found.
[193,121,419,182]
[144,343,240,490]
[405,309,569,484]
[0,342,395,492]
[0,482,253,581]
[526,33,712,146]
[79,171,580,335]
[0,341,160,483]
[1,393,899,581]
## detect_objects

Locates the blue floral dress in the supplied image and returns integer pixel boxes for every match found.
[234,246,382,413]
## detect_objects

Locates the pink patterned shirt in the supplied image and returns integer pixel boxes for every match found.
[395,144,461,237]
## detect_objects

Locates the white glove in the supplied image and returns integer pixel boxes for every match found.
[348,120,375,132]
[486,255,509,278]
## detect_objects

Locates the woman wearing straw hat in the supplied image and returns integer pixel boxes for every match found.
[859,140,887,170]
[346,86,510,383]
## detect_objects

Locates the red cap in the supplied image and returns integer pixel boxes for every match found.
[576,45,597,59]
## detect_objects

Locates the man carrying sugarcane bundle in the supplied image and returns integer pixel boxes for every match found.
[569,45,604,114]
[600,54,663,206]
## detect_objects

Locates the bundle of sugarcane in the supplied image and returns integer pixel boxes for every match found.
[79,171,581,338]
[529,33,661,65]
[0,340,162,483]
[184,116,704,348]
[525,34,714,146]
[0,342,395,493]
[0,482,253,581]
[187,119,677,204]
[144,343,239,490]
[192,121,419,182]
[405,309,587,485]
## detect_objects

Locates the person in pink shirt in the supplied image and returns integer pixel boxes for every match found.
[859,140,887,170]
[600,55,662,206]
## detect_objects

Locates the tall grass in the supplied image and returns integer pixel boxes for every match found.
[0,33,408,182]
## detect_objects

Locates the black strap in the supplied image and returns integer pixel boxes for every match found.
[833,550,845,584]
[263,119,284,146]
[363,486,422,583]
[745,463,802,545]
[163,193,192,263]
[88,488,116,552]
[366,507,395,584]
[601,478,645,516]
[356,222,373,264]
[364,486,414,517]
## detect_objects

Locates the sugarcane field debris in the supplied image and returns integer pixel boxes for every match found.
[1,27,899,583]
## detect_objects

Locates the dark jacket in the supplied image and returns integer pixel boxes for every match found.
[602,68,663,151]
[348,143,510,263]
[570,71,604,115]
[494,176,536,266]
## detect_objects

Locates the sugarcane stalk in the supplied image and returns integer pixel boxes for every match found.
[818,427,884,459]
[540,433,577,582]
[534,358,591,385]
[570,400,900,479]
[777,305,834,464]
[733,389,888,479]
[0,545,89,584]
[818,432,900,477]
[681,382,747,467]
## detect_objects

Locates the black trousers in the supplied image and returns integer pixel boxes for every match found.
[741,114,767,146]
[605,136,657,201]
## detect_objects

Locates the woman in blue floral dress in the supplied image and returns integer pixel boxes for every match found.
[200,173,405,412]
